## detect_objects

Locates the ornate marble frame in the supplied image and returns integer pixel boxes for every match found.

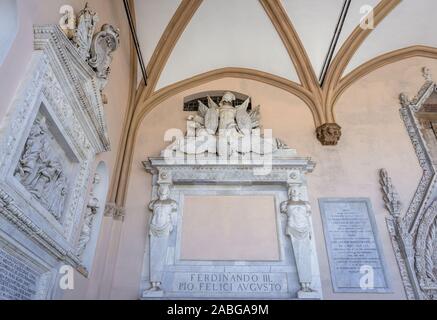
[382,68,437,300]
[0,21,116,299]
[140,156,323,300]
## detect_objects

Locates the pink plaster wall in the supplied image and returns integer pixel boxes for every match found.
[110,57,437,300]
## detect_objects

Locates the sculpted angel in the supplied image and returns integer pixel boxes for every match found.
[166,91,282,158]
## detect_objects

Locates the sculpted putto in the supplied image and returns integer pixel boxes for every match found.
[167,92,284,158]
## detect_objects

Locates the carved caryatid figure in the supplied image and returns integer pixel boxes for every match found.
[167,91,283,157]
[149,184,178,237]
[77,174,101,258]
[147,182,178,293]
[73,3,99,60]
[280,185,314,293]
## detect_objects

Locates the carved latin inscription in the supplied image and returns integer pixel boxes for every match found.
[319,198,391,293]
[0,248,39,300]
[173,272,288,294]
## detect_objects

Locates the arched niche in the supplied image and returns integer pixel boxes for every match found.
[80,161,109,273]
[0,0,18,65]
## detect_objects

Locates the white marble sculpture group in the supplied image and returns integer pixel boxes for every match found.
[166,92,287,158]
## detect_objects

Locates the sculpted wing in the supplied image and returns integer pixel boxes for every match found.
[198,100,209,118]
[198,99,218,133]
[235,98,252,135]
[249,105,261,128]
[207,96,219,110]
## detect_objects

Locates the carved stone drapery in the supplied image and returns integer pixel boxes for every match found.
[280,183,314,297]
[316,123,342,146]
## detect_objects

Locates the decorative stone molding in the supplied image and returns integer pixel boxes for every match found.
[316,123,342,146]
[381,68,437,300]
[0,6,118,299]
[104,202,125,221]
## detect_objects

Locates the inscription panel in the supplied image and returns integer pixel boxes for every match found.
[319,198,391,293]
[173,272,288,295]
[0,248,39,300]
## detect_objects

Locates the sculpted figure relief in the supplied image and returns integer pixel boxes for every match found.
[77,174,100,257]
[280,185,314,293]
[15,117,69,221]
[167,92,284,158]
[147,181,178,293]
[73,3,99,61]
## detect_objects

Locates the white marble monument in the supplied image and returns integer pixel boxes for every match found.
[141,93,322,299]
[0,4,118,300]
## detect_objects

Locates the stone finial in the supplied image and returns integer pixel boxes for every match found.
[316,123,342,146]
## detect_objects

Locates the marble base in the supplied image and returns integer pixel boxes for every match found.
[297,290,321,300]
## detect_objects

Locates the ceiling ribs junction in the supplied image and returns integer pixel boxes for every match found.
[109,0,437,209]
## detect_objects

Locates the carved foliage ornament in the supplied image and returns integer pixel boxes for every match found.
[316,123,342,146]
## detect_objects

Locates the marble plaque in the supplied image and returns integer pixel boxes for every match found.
[0,247,39,300]
[319,198,391,293]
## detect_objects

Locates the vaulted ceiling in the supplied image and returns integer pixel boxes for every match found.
[134,0,437,90]
[111,0,437,211]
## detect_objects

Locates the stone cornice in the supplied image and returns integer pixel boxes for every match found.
[34,25,110,153]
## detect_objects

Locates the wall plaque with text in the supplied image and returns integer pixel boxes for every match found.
[319,198,391,293]
[0,247,39,300]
